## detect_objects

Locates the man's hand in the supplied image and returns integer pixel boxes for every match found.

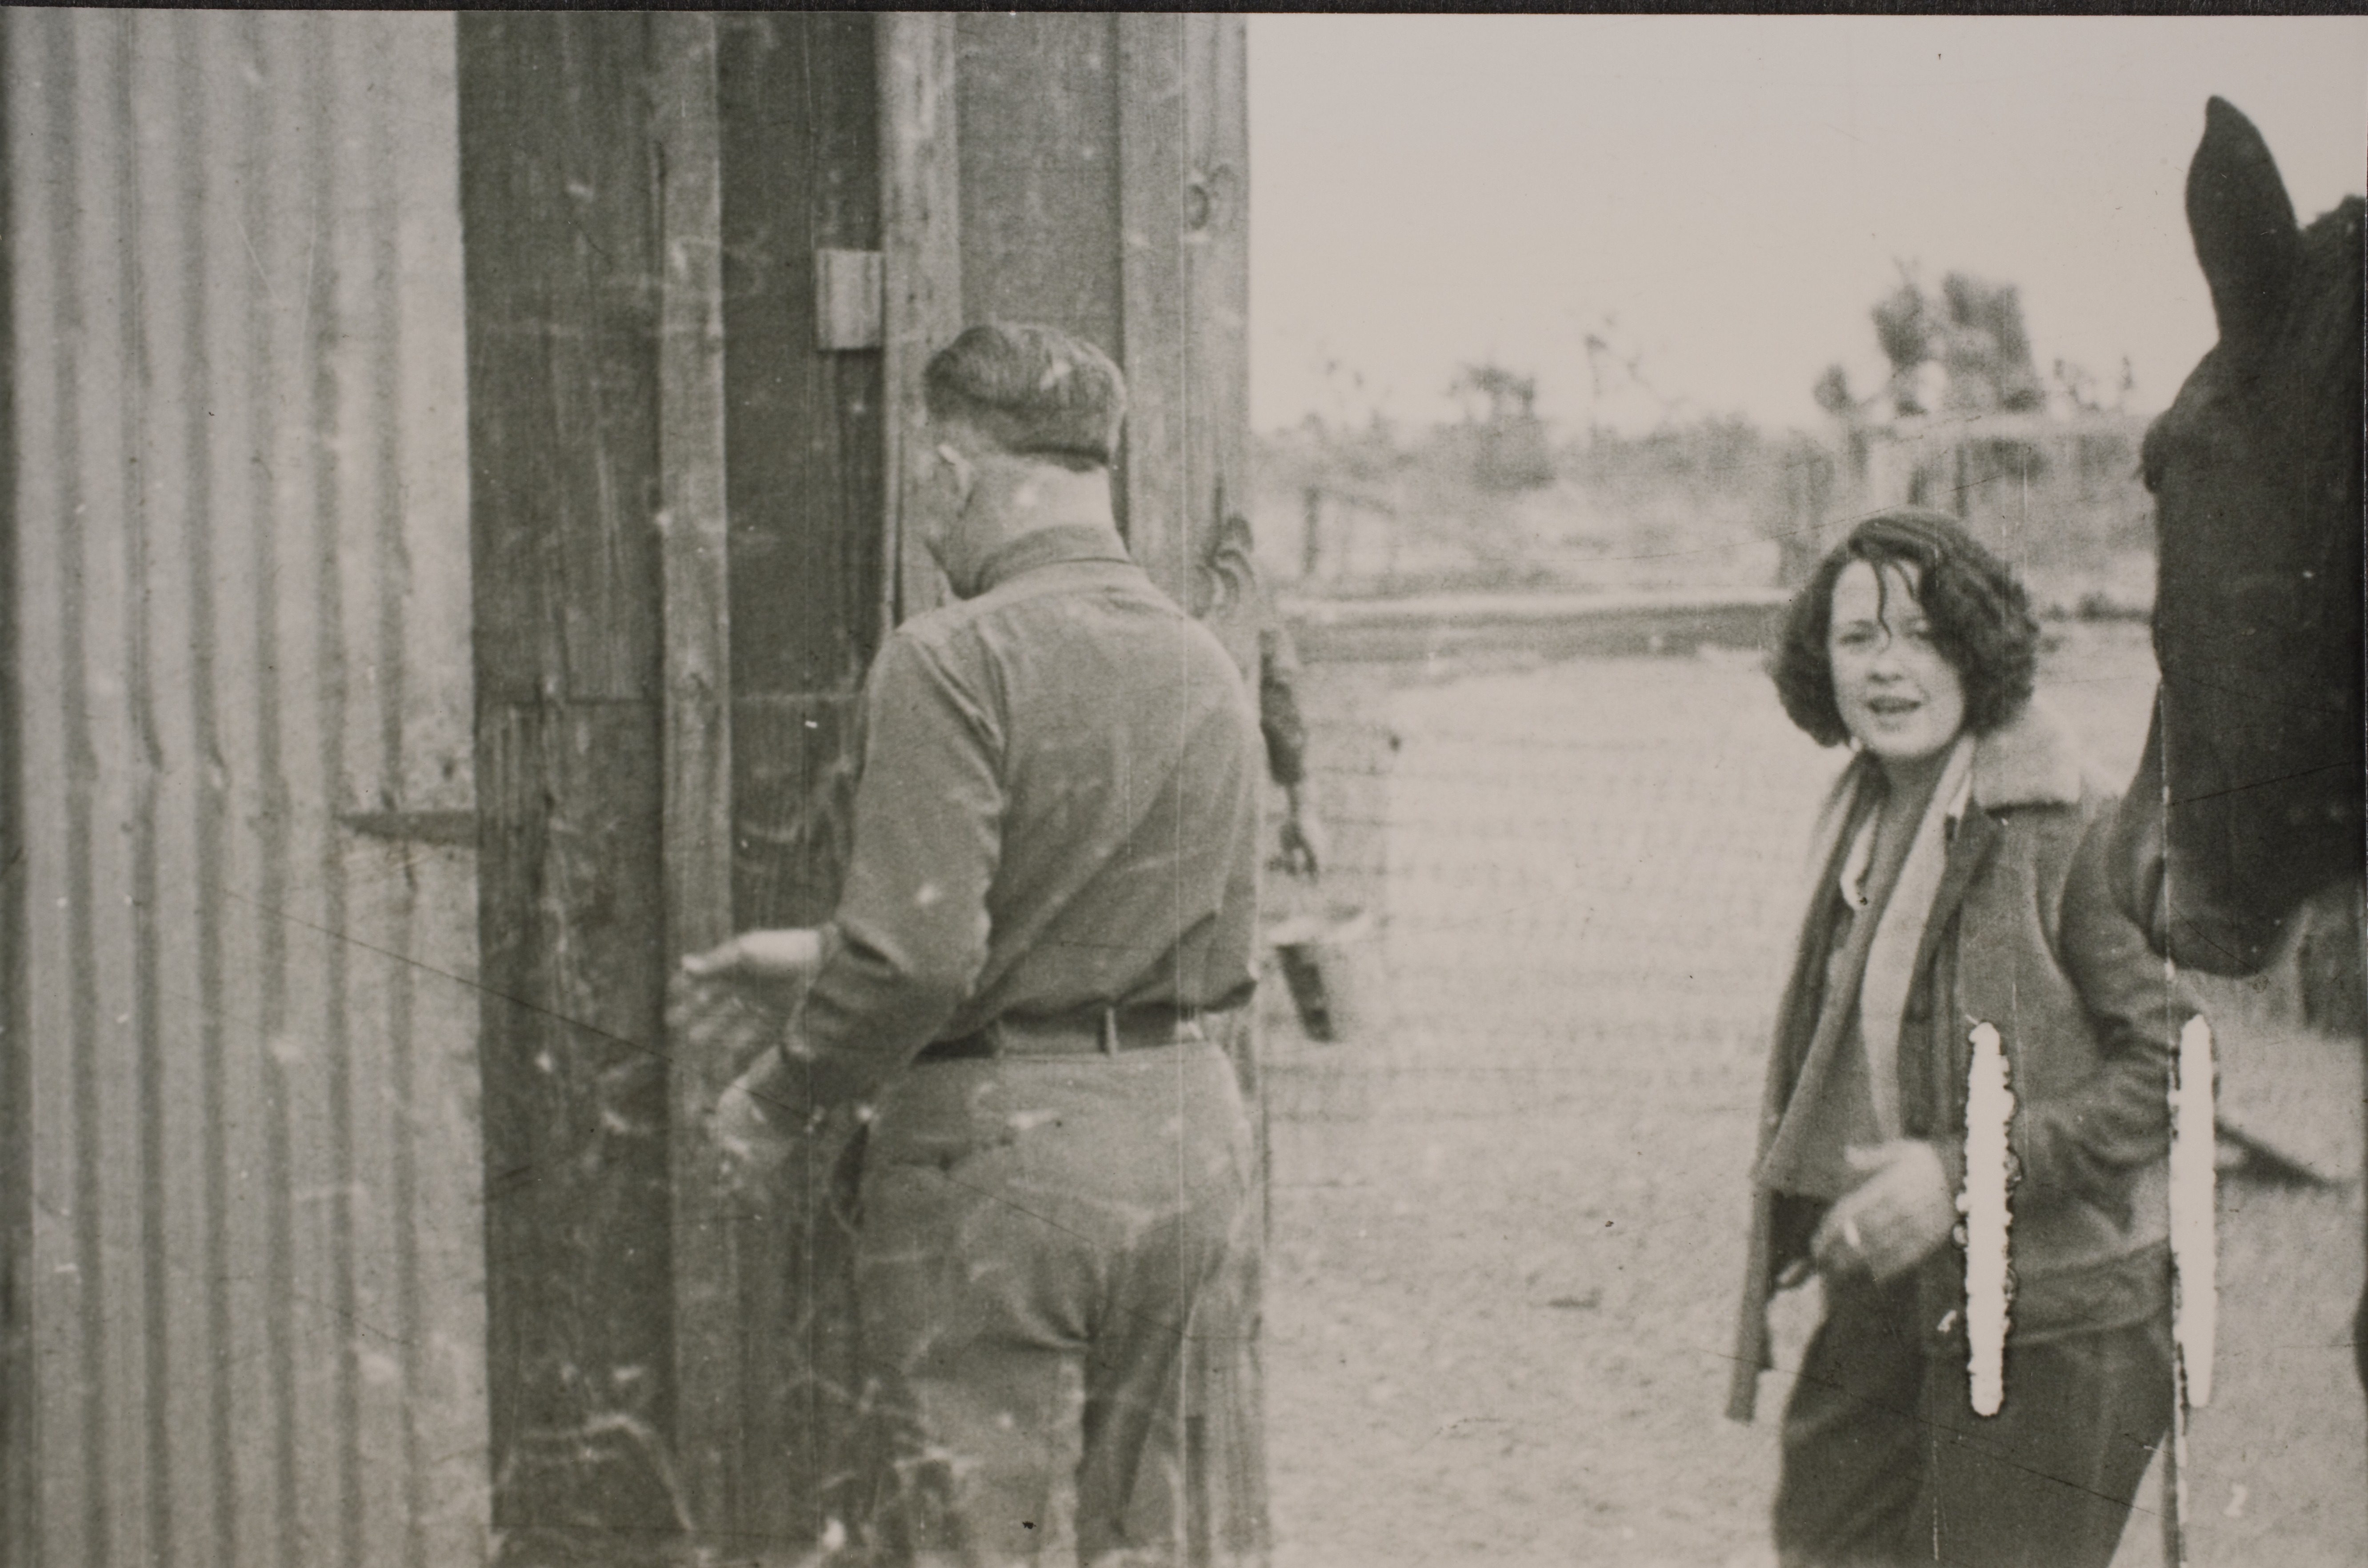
[1812,1140,1958,1284]
[709,1052,805,1204]
[681,928,824,1017]
[1279,787,1326,879]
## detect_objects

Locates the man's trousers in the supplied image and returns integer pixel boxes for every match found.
[852,1040,1256,1567]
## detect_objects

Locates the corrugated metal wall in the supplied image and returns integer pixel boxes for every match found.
[4,12,488,1567]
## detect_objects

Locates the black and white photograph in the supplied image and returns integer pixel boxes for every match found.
[0,11,2359,1568]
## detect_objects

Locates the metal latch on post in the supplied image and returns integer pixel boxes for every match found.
[815,248,884,350]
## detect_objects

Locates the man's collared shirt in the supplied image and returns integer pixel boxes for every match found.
[790,523,1263,1112]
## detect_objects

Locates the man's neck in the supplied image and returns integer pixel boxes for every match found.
[944,459,1123,596]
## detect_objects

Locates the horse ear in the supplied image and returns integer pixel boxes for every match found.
[2187,97,2302,347]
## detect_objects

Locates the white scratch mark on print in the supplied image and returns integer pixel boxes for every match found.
[2169,1012,2217,1410]
[1960,1020,2013,1417]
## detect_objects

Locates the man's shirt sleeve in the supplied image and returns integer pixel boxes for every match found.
[788,628,1002,1111]
[1257,619,1309,789]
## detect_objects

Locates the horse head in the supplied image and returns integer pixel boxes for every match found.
[2108,99,2364,974]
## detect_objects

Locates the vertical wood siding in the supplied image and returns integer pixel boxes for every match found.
[951,13,1247,610]
[4,12,488,1567]
[456,15,686,1560]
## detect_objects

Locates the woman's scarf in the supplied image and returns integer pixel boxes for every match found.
[1853,734,1975,1140]
[1756,733,1975,1192]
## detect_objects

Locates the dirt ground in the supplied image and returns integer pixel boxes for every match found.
[1258,622,2366,1567]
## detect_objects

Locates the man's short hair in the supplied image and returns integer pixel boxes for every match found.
[924,322,1127,470]
[1772,507,2041,747]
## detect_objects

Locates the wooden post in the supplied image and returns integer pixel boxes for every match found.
[879,12,960,631]
[458,14,680,1557]
[1184,13,1250,608]
[652,12,740,1546]
[1117,12,1191,607]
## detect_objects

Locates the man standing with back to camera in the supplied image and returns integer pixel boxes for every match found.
[685,322,1265,1567]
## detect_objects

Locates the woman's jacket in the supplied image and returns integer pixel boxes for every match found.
[1728,700,2193,1422]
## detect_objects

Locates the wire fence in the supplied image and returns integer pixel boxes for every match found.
[1254,621,2365,1568]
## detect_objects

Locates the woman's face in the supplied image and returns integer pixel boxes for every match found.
[1827,558,1968,769]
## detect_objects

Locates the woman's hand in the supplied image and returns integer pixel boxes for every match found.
[1812,1140,1958,1283]
[680,928,824,1017]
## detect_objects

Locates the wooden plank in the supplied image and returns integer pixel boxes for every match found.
[720,12,884,694]
[458,12,663,708]
[704,20,891,1547]
[472,700,676,1552]
[954,14,1122,352]
[1117,12,1192,607]
[716,694,869,1549]
[1184,15,1251,616]
[457,15,683,1557]
[0,16,32,1564]
[1174,26,1270,1561]
[878,11,960,628]
[650,12,741,1545]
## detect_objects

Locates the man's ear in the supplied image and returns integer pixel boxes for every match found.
[935,440,978,509]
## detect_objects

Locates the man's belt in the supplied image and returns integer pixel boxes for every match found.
[915,1004,1205,1063]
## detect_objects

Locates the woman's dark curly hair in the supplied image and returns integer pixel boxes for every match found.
[1772,508,2040,748]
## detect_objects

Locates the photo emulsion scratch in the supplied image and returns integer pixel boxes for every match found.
[0,11,2360,1568]
[1961,1021,2013,1422]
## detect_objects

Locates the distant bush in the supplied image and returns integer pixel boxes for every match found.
[1254,415,1805,598]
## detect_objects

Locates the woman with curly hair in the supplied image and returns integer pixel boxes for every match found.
[1727,509,2191,1568]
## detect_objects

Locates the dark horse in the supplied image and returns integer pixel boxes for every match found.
[2108,99,2365,1391]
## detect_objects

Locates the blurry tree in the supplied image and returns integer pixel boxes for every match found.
[2052,357,2104,415]
[1872,276,1933,414]
[1812,363,1858,419]
[1449,359,1555,492]
[1450,362,1537,425]
[1289,351,1406,494]
[2050,354,2138,416]
[1862,265,2047,419]
[1581,312,1693,436]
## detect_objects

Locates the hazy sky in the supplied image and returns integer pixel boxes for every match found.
[1249,16,2367,434]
